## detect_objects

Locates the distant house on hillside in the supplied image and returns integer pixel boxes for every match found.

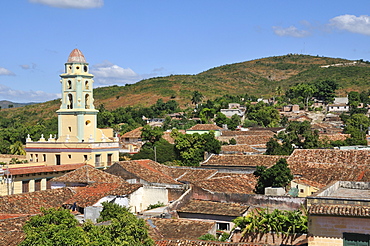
[186,124,223,137]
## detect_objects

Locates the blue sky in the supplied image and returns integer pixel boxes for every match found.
[1,0,370,102]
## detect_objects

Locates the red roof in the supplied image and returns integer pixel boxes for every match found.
[7,163,85,176]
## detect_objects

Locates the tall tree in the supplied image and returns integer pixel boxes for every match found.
[253,158,293,194]
[191,91,204,108]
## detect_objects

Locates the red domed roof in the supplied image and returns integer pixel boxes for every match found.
[67,49,86,63]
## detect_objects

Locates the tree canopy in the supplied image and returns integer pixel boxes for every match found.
[20,203,154,246]
[253,158,293,194]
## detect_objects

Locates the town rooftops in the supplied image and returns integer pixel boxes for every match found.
[120,127,143,138]
[307,181,370,217]
[177,200,249,217]
[148,218,215,240]
[0,188,75,214]
[107,160,182,185]
[221,144,261,154]
[6,163,85,176]
[221,130,275,136]
[202,154,286,168]
[160,166,218,183]
[187,124,223,131]
[191,174,256,194]
[64,182,142,208]
[51,164,126,184]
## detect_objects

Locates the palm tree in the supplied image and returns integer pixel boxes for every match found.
[191,91,204,108]
[9,141,26,155]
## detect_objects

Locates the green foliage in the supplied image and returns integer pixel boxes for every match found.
[171,130,221,166]
[146,201,165,210]
[132,139,176,164]
[198,234,218,241]
[20,207,89,246]
[233,208,308,237]
[245,102,280,127]
[254,158,293,194]
[191,91,204,106]
[20,204,155,246]
[229,138,237,145]
[9,141,26,155]
[141,125,164,144]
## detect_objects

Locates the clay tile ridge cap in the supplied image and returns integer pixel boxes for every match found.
[67,49,86,63]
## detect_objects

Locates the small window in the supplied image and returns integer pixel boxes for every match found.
[85,81,89,90]
[76,66,80,70]
[68,126,72,132]
[43,154,46,162]
[300,189,304,193]
[84,66,88,72]
[84,155,88,161]
[68,154,72,159]
[217,222,230,231]
[67,80,72,89]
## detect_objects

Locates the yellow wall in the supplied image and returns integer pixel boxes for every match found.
[308,215,370,246]
[291,181,319,197]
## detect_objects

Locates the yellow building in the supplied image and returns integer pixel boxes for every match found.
[25,49,119,168]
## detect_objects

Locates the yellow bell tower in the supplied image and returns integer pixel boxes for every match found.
[56,49,98,142]
[25,49,119,168]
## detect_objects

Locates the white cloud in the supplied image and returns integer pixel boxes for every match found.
[0,67,15,76]
[0,84,60,103]
[29,0,103,9]
[330,14,370,35]
[20,63,37,70]
[273,26,310,38]
[91,61,141,85]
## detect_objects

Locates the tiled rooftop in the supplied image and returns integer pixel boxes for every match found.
[64,182,142,207]
[148,218,215,240]
[8,163,85,176]
[0,215,30,246]
[108,160,182,185]
[177,200,249,217]
[288,149,370,187]
[120,127,143,138]
[287,149,369,166]
[221,131,274,136]
[191,174,256,194]
[160,166,218,183]
[235,135,272,145]
[51,165,126,184]
[187,124,223,131]
[221,145,260,154]
[307,181,370,217]
[203,155,286,167]
[308,204,370,217]
[0,188,75,214]
[162,130,186,144]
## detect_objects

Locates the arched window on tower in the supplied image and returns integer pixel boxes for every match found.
[67,94,73,109]
[85,94,90,109]
[85,81,89,90]
[67,80,72,90]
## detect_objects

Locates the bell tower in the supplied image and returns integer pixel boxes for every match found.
[56,49,98,142]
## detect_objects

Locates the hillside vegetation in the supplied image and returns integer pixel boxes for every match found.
[1,54,370,125]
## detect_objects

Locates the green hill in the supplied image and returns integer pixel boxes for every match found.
[1,54,369,125]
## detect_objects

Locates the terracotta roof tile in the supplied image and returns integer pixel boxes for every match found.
[64,182,142,207]
[0,215,30,246]
[187,124,223,131]
[192,174,256,194]
[308,204,370,217]
[51,165,125,184]
[203,155,286,167]
[8,163,85,176]
[148,218,215,240]
[288,149,370,187]
[177,200,249,217]
[234,135,272,145]
[221,145,260,154]
[0,188,75,214]
[108,160,182,185]
[159,166,218,183]
[221,131,274,136]
[120,127,143,138]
